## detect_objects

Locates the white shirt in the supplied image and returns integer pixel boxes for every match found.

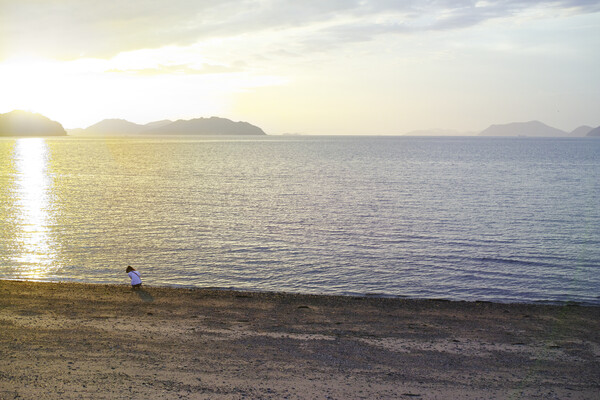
[128,271,142,285]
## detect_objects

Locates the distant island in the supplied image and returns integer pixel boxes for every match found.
[587,126,600,137]
[69,117,266,136]
[477,121,600,137]
[1,109,598,138]
[0,110,67,137]
[401,121,599,138]
[571,125,594,137]
[479,121,568,137]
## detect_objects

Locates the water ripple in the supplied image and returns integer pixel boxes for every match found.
[0,136,599,304]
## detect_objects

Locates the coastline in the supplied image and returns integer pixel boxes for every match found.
[1,280,599,399]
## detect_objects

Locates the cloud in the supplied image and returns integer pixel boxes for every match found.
[1,0,598,60]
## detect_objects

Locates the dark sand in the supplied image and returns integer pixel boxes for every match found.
[1,280,599,399]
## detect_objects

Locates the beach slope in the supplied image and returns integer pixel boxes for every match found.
[1,280,598,399]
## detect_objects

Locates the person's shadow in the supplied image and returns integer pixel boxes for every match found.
[134,289,154,303]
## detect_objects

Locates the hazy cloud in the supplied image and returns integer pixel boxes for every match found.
[1,0,598,60]
[107,63,240,76]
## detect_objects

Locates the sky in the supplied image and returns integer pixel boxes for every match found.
[1,0,599,135]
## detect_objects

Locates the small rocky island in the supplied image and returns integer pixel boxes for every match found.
[0,110,67,137]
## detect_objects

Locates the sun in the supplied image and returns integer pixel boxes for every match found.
[0,48,284,129]
[0,54,238,128]
[0,56,82,122]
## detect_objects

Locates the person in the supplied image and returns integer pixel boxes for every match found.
[126,266,142,289]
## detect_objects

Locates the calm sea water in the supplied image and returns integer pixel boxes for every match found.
[0,135,599,304]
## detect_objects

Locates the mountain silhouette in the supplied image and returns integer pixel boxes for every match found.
[83,119,146,135]
[587,126,600,137]
[148,117,266,135]
[143,120,173,129]
[570,125,594,137]
[0,110,66,136]
[73,117,266,135]
[479,121,566,137]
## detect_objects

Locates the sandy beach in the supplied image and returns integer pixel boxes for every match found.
[0,280,598,399]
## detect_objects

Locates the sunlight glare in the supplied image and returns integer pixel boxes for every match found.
[14,138,57,278]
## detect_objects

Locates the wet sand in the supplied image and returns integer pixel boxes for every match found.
[0,280,599,399]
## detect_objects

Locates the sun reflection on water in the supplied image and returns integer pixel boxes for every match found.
[14,138,57,278]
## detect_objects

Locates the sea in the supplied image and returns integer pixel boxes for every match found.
[1,135,599,305]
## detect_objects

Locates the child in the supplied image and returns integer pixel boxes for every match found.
[126,266,142,289]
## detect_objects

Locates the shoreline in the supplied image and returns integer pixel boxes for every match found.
[2,278,597,307]
[1,279,599,399]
